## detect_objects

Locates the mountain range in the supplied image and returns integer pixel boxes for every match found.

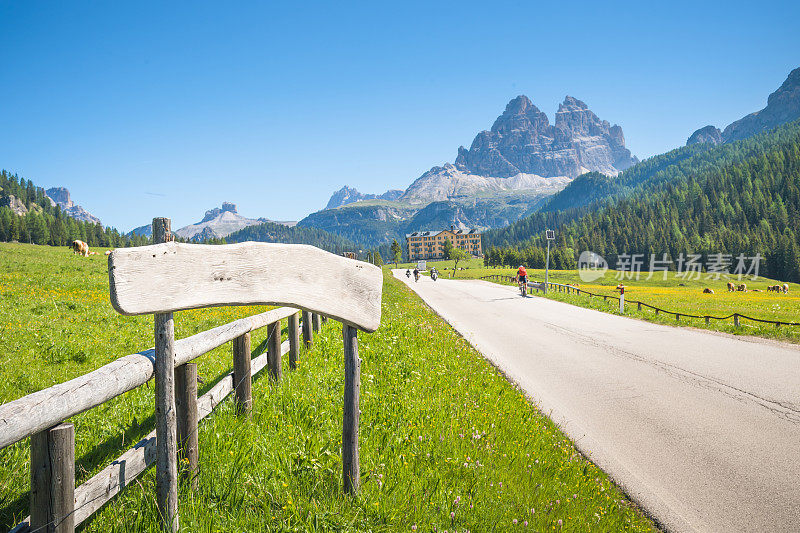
[300,95,637,245]
[128,202,297,240]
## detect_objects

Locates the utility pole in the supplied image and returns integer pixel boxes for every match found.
[545,229,555,294]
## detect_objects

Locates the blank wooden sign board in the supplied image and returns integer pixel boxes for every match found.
[109,241,382,332]
[108,222,382,531]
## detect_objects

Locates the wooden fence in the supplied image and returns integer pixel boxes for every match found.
[479,275,799,328]
[2,218,383,532]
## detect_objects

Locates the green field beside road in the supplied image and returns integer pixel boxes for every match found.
[456,266,800,342]
[0,243,654,531]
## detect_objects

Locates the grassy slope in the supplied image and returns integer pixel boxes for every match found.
[458,267,800,342]
[1,244,653,531]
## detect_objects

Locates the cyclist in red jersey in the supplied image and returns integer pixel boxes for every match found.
[517,265,527,284]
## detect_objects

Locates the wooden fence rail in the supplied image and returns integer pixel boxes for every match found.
[4,217,383,533]
[479,276,799,328]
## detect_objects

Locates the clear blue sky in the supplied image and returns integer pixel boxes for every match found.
[1,1,798,232]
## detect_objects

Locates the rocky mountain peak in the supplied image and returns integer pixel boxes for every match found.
[688,67,800,146]
[201,202,238,223]
[454,95,637,179]
[44,186,101,225]
[45,187,73,208]
[687,125,722,146]
[324,186,403,210]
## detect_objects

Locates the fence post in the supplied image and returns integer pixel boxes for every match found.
[153,217,179,532]
[705,316,710,325]
[233,332,252,414]
[676,314,680,322]
[313,313,321,334]
[268,320,282,381]
[175,363,199,489]
[342,324,360,493]
[619,293,625,314]
[734,314,740,328]
[30,423,75,533]
[302,310,313,349]
[655,308,659,316]
[288,312,300,370]
[637,302,642,311]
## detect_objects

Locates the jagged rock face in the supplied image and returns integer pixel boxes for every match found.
[45,187,101,225]
[687,125,723,146]
[722,67,800,142]
[454,95,637,179]
[687,67,800,146]
[0,195,28,216]
[45,187,73,208]
[175,204,264,239]
[200,201,238,223]
[325,186,404,210]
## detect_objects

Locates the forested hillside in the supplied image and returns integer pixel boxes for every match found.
[225,220,358,254]
[483,120,800,282]
[0,171,145,247]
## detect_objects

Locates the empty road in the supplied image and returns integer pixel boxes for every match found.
[394,271,800,532]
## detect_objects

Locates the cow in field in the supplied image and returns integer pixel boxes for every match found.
[737,283,747,292]
[784,283,790,294]
[105,250,112,256]
[727,282,735,292]
[703,288,714,294]
[71,240,89,257]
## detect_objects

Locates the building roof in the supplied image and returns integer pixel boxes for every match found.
[405,228,481,238]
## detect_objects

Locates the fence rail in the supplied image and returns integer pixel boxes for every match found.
[479,275,799,328]
[4,217,383,533]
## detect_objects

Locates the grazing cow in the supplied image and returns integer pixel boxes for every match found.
[784,283,790,294]
[71,240,89,257]
[105,250,112,256]
[737,283,747,292]
[703,288,714,294]
[727,282,735,292]
[767,285,774,292]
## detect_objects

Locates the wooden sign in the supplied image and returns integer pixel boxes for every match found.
[109,241,383,332]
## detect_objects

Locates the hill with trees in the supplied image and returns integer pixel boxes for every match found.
[225,220,358,254]
[483,120,800,282]
[0,170,145,248]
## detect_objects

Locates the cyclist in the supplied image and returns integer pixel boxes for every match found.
[413,267,420,282]
[406,269,411,278]
[517,265,528,295]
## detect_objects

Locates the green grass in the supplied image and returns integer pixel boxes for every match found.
[1,243,655,531]
[458,267,800,342]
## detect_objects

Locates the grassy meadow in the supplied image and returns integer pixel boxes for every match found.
[458,266,800,342]
[0,243,655,531]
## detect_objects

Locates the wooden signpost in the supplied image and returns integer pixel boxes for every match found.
[107,220,384,529]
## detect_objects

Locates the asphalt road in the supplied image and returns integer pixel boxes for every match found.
[393,270,800,532]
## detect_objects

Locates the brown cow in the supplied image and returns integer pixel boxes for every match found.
[727,282,735,292]
[784,283,790,294]
[737,283,747,292]
[71,240,89,257]
[703,288,714,294]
